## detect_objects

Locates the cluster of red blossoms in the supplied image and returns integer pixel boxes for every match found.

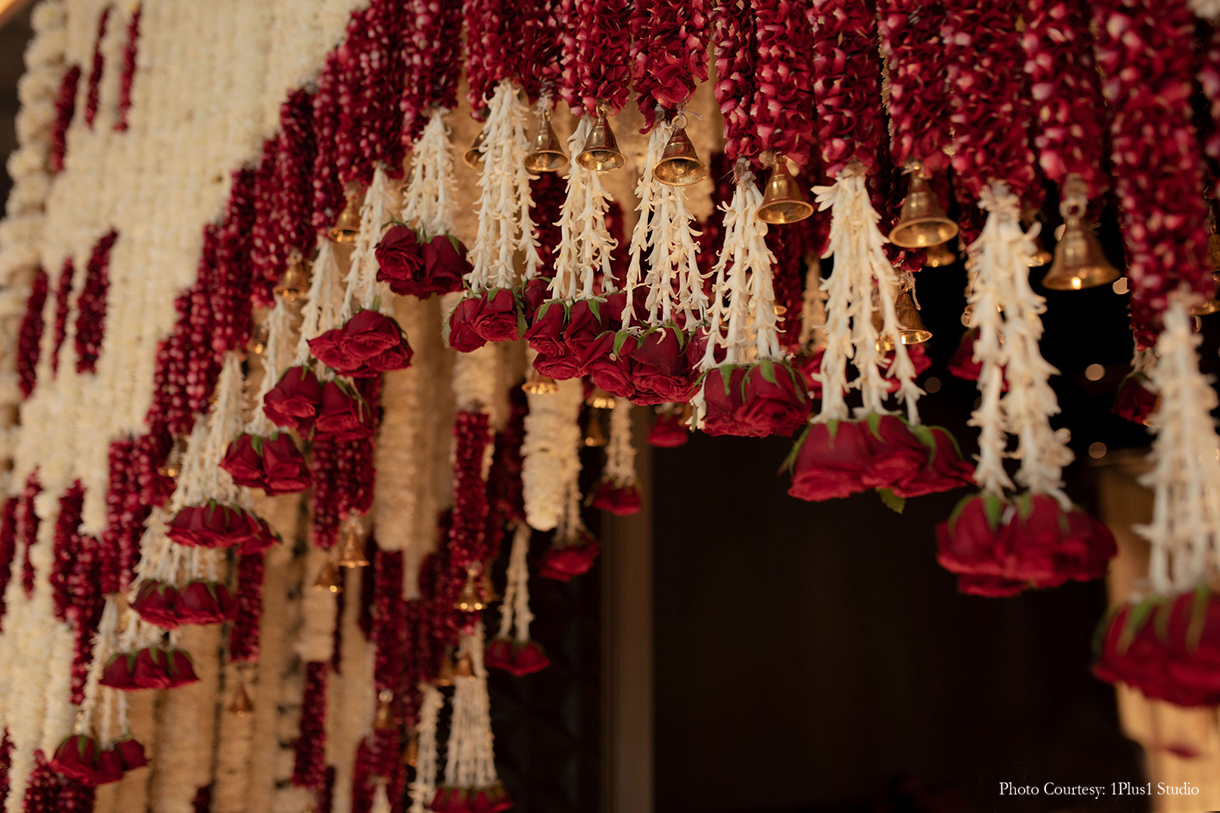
[49,65,81,174]
[74,230,118,375]
[629,0,710,130]
[810,0,887,176]
[877,0,952,173]
[1111,371,1157,426]
[700,362,809,439]
[447,289,523,352]
[50,736,146,788]
[309,310,414,377]
[374,226,469,297]
[263,367,377,441]
[83,8,110,129]
[130,579,235,629]
[559,0,632,117]
[589,479,641,516]
[221,432,311,495]
[485,638,551,676]
[1095,588,1220,706]
[100,646,198,691]
[432,784,513,813]
[788,416,974,503]
[711,0,759,163]
[648,409,690,448]
[538,530,601,581]
[165,501,280,555]
[936,492,1116,597]
[16,268,48,398]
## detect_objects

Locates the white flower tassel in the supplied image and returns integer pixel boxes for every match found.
[1189,0,1220,22]
[249,298,292,437]
[496,523,534,644]
[604,397,637,489]
[443,624,499,791]
[799,258,827,351]
[294,239,344,367]
[1137,300,1220,594]
[408,684,444,813]
[552,116,618,300]
[371,782,392,813]
[341,165,395,319]
[402,110,458,239]
[622,118,704,327]
[469,80,541,292]
[521,377,584,531]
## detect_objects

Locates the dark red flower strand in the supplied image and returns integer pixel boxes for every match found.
[751,0,815,167]
[712,0,759,163]
[558,0,632,116]
[292,662,329,789]
[228,553,265,663]
[629,0,710,129]
[810,0,887,176]
[17,268,48,398]
[83,7,110,128]
[877,0,952,173]
[49,65,81,173]
[114,5,141,132]
[401,0,462,143]
[75,230,118,375]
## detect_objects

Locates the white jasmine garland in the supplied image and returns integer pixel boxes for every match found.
[443,623,499,790]
[521,377,583,531]
[551,115,618,300]
[249,297,294,436]
[408,684,444,813]
[295,238,346,367]
[341,164,396,320]
[495,523,534,644]
[1189,0,1220,20]
[402,110,458,239]
[604,397,637,488]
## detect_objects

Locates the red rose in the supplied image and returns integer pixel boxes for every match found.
[859,415,929,490]
[1093,603,1196,704]
[1163,590,1220,698]
[948,328,1008,390]
[263,366,323,433]
[628,328,698,405]
[473,288,521,343]
[51,735,99,784]
[787,420,871,502]
[100,652,137,690]
[166,503,232,548]
[510,641,550,676]
[935,493,1009,576]
[236,511,280,555]
[114,738,147,771]
[314,380,375,440]
[469,785,512,813]
[132,648,174,689]
[131,581,181,629]
[564,299,611,368]
[423,234,471,295]
[164,648,199,688]
[94,749,124,785]
[375,225,427,296]
[220,433,264,489]
[590,479,642,516]
[793,349,825,397]
[957,574,1027,598]
[524,300,565,358]
[178,580,236,625]
[584,331,637,399]
[446,296,488,352]
[648,409,690,448]
[431,787,467,813]
[1004,495,1114,587]
[539,533,601,581]
[519,277,552,320]
[1113,372,1158,426]
[309,310,413,377]
[701,363,810,438]
[485,638,515,672]
[892,426,974,499]
[261,433,310,494]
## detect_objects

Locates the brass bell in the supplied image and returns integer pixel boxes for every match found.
[374,689,394,730]
[889,170,959,249]
[585,387,615,410]
[433,652,455,687]
[157,436,188,479]
[653,125,707,187]
[227,680,253,717]
[923,241,957,268]
[757,159,813,225]
[463,130,487,169]
[521,369,559,395]
[313,559,342,593]
[1190,298,1220,316]
[523,111,568,173]
[454,570,486,612]
[246,322,269,357]
[575,109,625,172]
[872,309,895,353]
[583,409,608,447]
[454,652,475,679]
[895,290,932,344]
[274,257,310,301]
[402,733,419,767]
[1208,232,1220,271]
[336,524,369,568]
[329,186,363,244]
[1042,216,1119,291]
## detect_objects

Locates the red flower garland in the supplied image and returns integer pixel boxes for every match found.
[463,0,518,112]
[629,0,710,129]
[1092,0,1210,344]
[751,0,815,167]
[49,482,85,622]
[810,0,886,176]
[49,258,73,375]
[270,90,317,295]
[228,553,265,662]
[114,5,141,132]
[248,139,281,308]
[517,0,563,103]
[209,171,256,356]
[16,268,48,398]
[83,7,110,128]
[49,65,81,174]
[712,0,759,163]
[1020,0,1109,198]
[0,499,17,632]
[292,662,329,789]
[186,236,219,416]
[877,0,952,173]
[372,549,406,777]
[311,54,346,234]
[309,435,341,550]
[17,474,40,599]
[447,411,491,574]
[0,730,10,807]
[558,0,632,116]
[21,750,58,813]
[401,0,462,143]
[354,0,409,173]
[74,230,118,374]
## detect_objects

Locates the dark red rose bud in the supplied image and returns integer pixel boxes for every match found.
[1092,601,1208,706]
[702,363,810,438]
[648,409,690,448]
[525,301,566,358]
[166,503,234,548]
[859,415,929,490]
[131,581,181,629]
[100,652,136,690]
[1005,494,1115,587]
[957,574,1027,598]
[485,638,515,673]
[538,533,601,581]
[883,344,932,393]
[423,234,471,295]
[892,426,974,498]
[793,349,825,397]
[564,299,610,366]
[51,735,100,784]
[177,580,236,625]
[94,749,124,785]
[1113,372,1158,426]
[261,433,310,494]
[114,738,147,771]
[314,380,375,441]
[263,366,323,433]
[948,328,1008,390]
[629,328,698,405]
[220,433,265,489]
[787,420,871,502]
[509,640,550,676]
[936,493,1009,577]
[310,310,413,377]
[132,648,174,689]
[375,225,427,296]
[236,512,280,555]
[447,296,489,352]
[164,648,199,688]
[1162,589,1220,699]
[519,277,552,320]
[471,288,521,344]
[590,479,641,516]
[584,331,638,399]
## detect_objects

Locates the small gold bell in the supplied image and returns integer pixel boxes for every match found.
[583,409,608,447]
[653,123,707,187]
[923,241,957,268]
[889,167,959,249]
[453,570,486,612]
[1042,216,1119,291]
[585,387,615,410]
[454,652,475,679]
[246,322,269,357]
[895,290,932,344]
[329,185,363,244]
[522,369,559,395]
[374,689,394,730]
[523,111,568,173]
[575,108,625,172]
[433,652,455,687]
[157,436,188,479]
[228,680,253,717]
[463,130,487,169]
[872,309,895,353]
[757,159,813,225]
[336,523,369,568]
[313,559,343,593]
[274,257,310,301]
[402,734,419,767]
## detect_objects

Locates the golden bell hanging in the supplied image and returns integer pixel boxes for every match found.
[521,369,559,395]
[274,257,310,301]
[654,125,707,187]
[523,112,568,173]
[329,186,363,244]
[453,570,486,612]
[374,690,395,730]
[157,435,188,479]
[757,160,813,225]
[227,680,253,717]
[246,322,269,357]
[1042,216,1120,291]
[586,386,615,410]
[402,734,420,767]
[336,524,369,568]
[575,110,625,172]
[895,290,932,344]
[454,653,475,679]
[313,559,342,593]
[463,130,487,169]
[923,241,957,268]
[433,652,455,687]
[889,172,959,249]
[583,409,608,447]
[1190,298,1220,316]
[872,309,896,353]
